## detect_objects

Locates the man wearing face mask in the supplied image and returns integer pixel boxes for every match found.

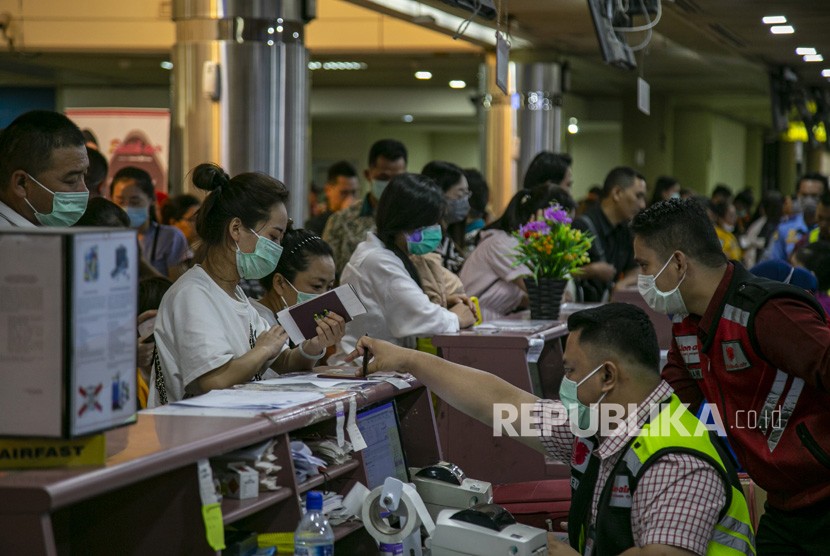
[323,139,408,278]
[764,173,828,262]
[346,303,753,556]
[0,110,90,228]
[631,198,830,554]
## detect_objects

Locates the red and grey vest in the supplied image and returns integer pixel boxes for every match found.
[672,263,830,510]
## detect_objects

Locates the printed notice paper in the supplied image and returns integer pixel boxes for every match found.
[276,284,367,345]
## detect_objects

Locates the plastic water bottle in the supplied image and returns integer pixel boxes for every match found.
[294,490,334,556]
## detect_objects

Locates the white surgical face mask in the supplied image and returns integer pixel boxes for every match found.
[637,254,688,316]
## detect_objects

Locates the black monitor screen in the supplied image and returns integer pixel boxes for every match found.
[356,401,409,490]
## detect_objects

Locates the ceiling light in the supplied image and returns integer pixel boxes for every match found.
[822,69,830,78]
[308,61,322,70]
[449,80,466,89]
[796,47,817,56]
[402,114,414,123]
[160,61,173,70]
[770,25,795,34]
[804,54,824,62]
[762,16,787,25]
[414,71,432,80]
[567,123,579,134]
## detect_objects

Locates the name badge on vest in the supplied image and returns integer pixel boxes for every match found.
[722,340,751,371]
[609,476,633,508]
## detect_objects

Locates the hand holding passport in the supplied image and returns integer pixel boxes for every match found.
[276,285,367,346]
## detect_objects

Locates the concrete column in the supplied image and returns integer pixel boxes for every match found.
[516,61,563,183]
[481,52,518,216]
[170,0,310,225]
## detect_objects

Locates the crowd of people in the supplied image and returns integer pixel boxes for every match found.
[1,109,828,554]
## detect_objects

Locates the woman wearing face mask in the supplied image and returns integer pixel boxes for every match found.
[251,228,339,327]
[421,161,470,274]
[337,173,477,359]
[111,167,191,279]
[147,163,346,407]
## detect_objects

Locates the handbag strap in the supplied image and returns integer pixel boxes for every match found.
[250,323,263,381]
[152,344,168,406]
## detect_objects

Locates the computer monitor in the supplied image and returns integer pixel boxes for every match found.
[356,401,409,490]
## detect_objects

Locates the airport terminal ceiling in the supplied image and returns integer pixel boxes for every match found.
[0,1,828,110]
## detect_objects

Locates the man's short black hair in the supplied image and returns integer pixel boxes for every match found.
[601,166,638,199]
[327,160,358,183]
[0,110,85,188]
[712,184,733,201]
[568,303,660,373]
[799,172,829,195]
[368,139,407,167]
[798,240,830,291]
[631,198,727,268]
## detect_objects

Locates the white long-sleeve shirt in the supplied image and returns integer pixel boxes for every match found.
[338,233,460,355]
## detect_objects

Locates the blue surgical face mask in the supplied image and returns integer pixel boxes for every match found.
[446,196,471,224]
[406,224,443,255]
[235,228,283,280]
[371,179,390,200]
[126,206,148,229]
[24,173,88,227]
[559,363,608,431]
[465,218,485,235]
[287,279,320,305]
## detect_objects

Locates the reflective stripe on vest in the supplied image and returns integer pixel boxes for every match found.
[584,395,755,556]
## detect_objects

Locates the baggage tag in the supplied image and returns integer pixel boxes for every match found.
[335,400,346,448]
[347,396,367,451]
[196,458,225,551]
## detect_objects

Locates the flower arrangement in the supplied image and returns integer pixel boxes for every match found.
[513,204,593,282]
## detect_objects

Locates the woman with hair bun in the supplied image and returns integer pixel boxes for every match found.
[147,163,345,407]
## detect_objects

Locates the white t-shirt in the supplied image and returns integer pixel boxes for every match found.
[147,266,280,407]
[249,297,279,327]
[459,229,530,320]
[338,232,460,356]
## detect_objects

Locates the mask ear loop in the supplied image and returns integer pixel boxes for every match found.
[784,266,795,285]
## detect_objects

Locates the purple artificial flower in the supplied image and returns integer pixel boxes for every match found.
[519,220,551,237]
[544,205,572,225]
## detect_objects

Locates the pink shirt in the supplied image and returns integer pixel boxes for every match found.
[459,229,529,320]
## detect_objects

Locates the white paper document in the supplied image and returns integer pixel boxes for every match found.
[171,389,325,410]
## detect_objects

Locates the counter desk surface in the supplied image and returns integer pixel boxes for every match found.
[0,376,439,556]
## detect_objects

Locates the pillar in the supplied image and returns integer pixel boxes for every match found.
[516,61,563,184]
[481,52,518,216]
[170,0,310,225]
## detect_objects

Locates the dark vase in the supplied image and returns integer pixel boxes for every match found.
[524,277,568,320]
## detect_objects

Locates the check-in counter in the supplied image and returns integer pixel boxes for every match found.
[0,378,439,555]
[431,316,571,485]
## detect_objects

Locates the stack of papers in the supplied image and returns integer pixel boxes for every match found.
[306,438,353,466]
[171,389,325,410]
[291,440,327,483]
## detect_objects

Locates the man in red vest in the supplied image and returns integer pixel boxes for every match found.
[631,197,830,554]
